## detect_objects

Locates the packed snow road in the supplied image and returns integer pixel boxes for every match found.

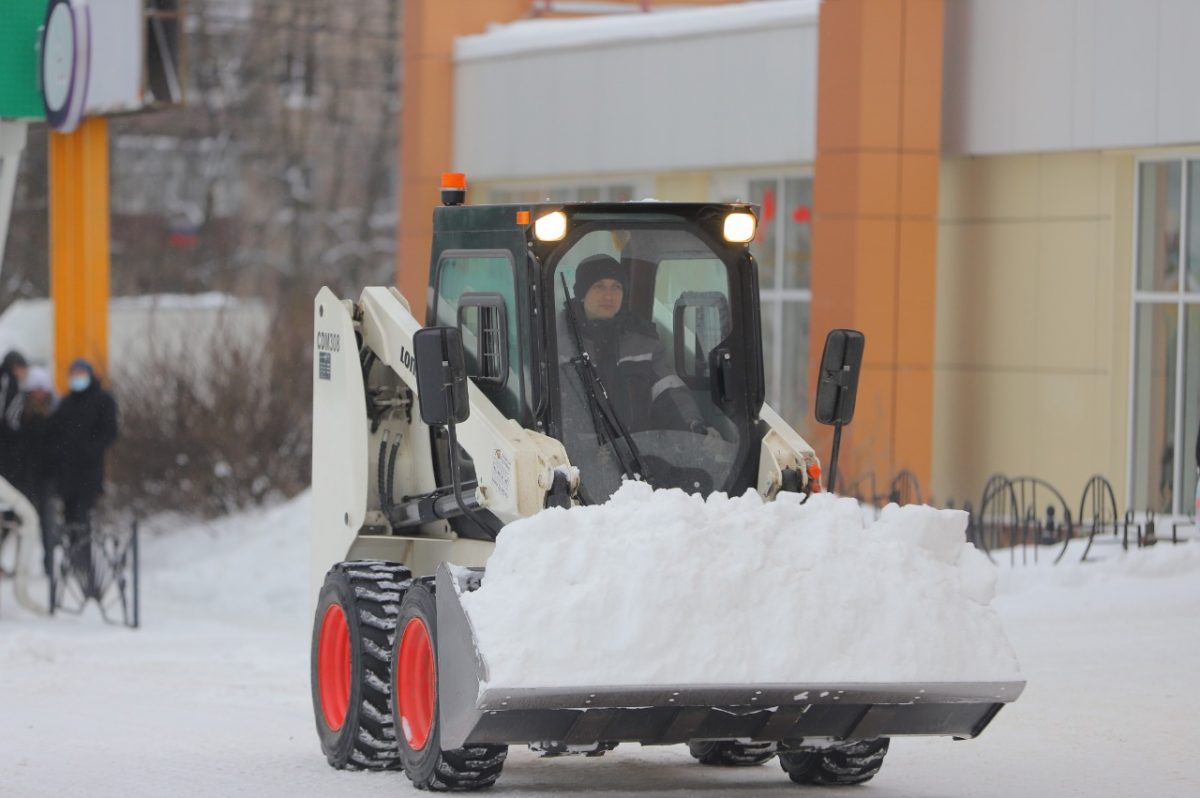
[1,493,1197,797]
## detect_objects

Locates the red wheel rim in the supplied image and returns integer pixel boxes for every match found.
[317,603,352,731]
[396,617,436,750]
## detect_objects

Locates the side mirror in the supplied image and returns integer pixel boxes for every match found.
[813,329,865,494]
[413,327,470,426]
[814,329,865,426]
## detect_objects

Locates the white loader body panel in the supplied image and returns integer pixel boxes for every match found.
[356,288,573,522]
[310,286,574,606]
[758,402,817,498]
[310,289,371,604]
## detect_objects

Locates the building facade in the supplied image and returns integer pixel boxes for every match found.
[398,0,1200,516]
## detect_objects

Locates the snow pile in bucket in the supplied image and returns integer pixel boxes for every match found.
[461,482,1022,688]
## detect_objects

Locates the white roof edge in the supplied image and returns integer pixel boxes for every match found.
[456,0,819,63]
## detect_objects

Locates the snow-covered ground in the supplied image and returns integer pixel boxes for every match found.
[1,492,1198,797]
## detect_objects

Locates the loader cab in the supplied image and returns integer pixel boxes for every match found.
[428,202,766,507]
[536,204,765,504]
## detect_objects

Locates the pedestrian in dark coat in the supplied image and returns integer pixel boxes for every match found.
[50,358,119,527]
[0,350,29,485]
[15,367,59,575]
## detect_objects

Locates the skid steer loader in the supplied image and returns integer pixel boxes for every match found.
[309,179,1023,790]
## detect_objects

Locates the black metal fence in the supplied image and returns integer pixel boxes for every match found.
[967,473,1195,565]
[840,469,925,508]
[829,468,1193,566]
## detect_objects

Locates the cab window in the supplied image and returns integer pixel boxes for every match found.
[434,251,522,419]
[549,226,740,503]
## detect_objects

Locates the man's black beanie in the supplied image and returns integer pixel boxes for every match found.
[573,254,627,298]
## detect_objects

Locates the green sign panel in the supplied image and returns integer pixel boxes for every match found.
[0,0,47,119]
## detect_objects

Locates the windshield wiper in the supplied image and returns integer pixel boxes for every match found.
[559,273,649,482]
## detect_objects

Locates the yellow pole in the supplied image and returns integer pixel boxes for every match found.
[48,116,110,392]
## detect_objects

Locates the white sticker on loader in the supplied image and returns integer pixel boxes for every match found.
[491,449,513,500]
[315,330,339,381]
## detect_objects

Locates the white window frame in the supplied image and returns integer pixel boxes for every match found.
[713,169,813,419]
[1127,153,1200,515]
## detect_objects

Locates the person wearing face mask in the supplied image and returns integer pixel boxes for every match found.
[0,350,30,486]
[49,359,119,531]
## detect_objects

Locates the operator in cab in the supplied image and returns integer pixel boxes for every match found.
[558,254,718,440]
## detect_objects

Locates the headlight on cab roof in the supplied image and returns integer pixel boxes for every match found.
[534,211,568,242]
[723,212,756,243]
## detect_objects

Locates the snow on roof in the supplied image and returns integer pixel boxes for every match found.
[0,293,269,369]
[0,293,259,320]
[110,292,260,312]
[456,0,818,62]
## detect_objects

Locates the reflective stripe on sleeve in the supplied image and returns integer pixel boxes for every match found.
[651,374,685,402]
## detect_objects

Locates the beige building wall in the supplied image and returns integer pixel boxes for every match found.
[654,172,714,202]
[933,151,1135,509]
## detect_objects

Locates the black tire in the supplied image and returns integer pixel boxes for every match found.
[311,560,413,770]
[688,741,778,766]
[393,580,507,791]
[779,739,890,786]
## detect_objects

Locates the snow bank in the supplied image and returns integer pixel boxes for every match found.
[994,536,1200,618]
[461,483,1021,688]
[137,491,311,622]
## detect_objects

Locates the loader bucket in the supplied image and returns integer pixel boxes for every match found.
[435,566,1025,751]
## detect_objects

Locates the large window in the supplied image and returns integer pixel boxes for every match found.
[1131,158,1200,514]
[732,175,813,432]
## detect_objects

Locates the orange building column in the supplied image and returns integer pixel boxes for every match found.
[810,0,943,495]
[49,117,110,388]
[398,0,531,321]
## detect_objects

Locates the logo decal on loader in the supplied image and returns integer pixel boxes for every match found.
[398,346,416,376]
[316,331,341,352]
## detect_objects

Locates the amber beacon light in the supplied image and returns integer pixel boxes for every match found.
[441,173,467,206]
